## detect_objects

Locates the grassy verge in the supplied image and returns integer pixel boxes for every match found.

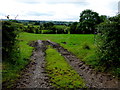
[2,38,33,87]
[45,46,86,88]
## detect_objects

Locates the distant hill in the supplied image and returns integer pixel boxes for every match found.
[1,19,74,25]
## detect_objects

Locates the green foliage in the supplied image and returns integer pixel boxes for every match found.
[45,46,86,88]
[2,38,33,87]
[69,22,78,34]
[109,14,120,22]
[27,25,34,33]
[99,15,108,22]
[43,22,54,30]
[78,9,101,34]
[2,21,20,63]
[52,25,70,34]
[2,21,33,87]
[23,23,70,34]
[96,15,120,75]
[24,25,41,34]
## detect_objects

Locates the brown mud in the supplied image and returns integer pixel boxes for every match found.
[13,40,53,88]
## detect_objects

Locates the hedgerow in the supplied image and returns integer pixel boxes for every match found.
[96,15,120,76]
[2,20,20,64]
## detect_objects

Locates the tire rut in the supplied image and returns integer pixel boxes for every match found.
[14,40,53,88]
[11,40,119,88]
[44,40,119,88]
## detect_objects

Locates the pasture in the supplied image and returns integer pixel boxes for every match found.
[19,32,96,66]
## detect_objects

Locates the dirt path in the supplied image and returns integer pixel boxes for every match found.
[14,40,52,88]
[12,40,119,88]
[45,40,119,88]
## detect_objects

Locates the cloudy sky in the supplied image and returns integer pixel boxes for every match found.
[0,0,119,21]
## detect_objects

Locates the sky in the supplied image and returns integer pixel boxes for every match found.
[0,0,119,21]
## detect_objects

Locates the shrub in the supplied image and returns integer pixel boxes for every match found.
[96,15,120,73]
[2,21,20,64]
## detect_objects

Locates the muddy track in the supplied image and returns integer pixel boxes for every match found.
[43,40,119,88]
[6,40,118,89]
[13,40,53,88]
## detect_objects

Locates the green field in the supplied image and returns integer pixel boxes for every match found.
[19,32,98,71]
[19,32,96,66]
[3,32,97,87]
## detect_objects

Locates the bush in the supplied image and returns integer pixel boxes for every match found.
[2,21,20,64]
[96,15,120,73]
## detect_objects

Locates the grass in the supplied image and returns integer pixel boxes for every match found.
[2,38,33,87]
[19,32,97,66]
[3,31,119,88]
[2,31,119,87]
[2,32,97,87]
[45,46,86,88]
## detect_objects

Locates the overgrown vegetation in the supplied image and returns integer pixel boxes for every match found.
[96,14,120,76]
[2,21,20,63]
[2,21,33,87]
[45,46,86,88]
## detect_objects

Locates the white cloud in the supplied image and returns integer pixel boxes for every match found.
[0,0,119,21]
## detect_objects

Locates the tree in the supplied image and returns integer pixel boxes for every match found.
[69,22,78,34]
[99,15,108,22]
[43,22,54,30]
[109,14,120,22]
[78,9,101,34]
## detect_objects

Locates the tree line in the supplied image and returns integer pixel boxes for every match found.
[24,22,70,34]
[22,9,108,34]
